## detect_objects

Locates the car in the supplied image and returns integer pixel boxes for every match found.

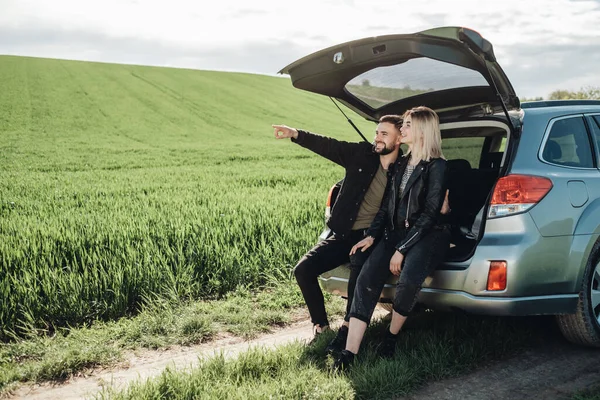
[279,26,600,347]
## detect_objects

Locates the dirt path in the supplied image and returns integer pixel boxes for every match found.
[9,317,318,400]
[8,312,600,400]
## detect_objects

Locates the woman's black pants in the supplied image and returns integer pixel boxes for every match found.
[348,227,451,324]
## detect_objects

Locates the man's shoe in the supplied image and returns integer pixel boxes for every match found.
[378,329,398,358]
[308,324,329,345]
[325,325,348,355]
[332,349,355,372]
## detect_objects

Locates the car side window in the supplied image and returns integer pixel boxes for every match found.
[592,116,600,157]
[542,117,594,168]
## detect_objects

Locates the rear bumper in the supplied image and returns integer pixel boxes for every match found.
[318,213,585,316]
[318,265,579,316]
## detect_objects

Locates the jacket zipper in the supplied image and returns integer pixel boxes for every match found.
[398,231,419,252]
[405,188,412,228]
[390,175,396,231]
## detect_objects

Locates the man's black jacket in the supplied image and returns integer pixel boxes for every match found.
[293,130,398,238]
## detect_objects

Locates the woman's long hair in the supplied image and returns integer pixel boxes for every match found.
[404,106,444,163]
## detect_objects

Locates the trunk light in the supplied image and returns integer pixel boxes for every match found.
[325,185,336,219]
[487,261,507,291]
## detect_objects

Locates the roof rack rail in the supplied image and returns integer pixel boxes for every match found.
[521,100,600,109]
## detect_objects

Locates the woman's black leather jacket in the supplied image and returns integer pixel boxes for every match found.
[366,155,448,255]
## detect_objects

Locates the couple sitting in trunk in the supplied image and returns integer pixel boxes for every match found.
[272,106,450,370]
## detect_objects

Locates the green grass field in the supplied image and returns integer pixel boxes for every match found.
[0,55,481,340]
[0,55,378,339]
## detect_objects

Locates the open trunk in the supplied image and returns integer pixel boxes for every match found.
[440,117,513,262]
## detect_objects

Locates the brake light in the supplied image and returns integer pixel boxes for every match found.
[487,261,507,291]
[488,175,552,218]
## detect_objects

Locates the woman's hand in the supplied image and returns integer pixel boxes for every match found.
[390,250,404,276]
[350,236,374,255]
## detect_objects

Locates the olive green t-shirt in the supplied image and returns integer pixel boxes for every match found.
[352,163,388,230]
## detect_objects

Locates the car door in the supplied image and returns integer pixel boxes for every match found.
[532,114,600,237]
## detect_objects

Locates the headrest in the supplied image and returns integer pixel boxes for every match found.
[543,140,562,161]
[446,158,472,172]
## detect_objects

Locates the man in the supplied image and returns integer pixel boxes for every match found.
[272,115,403,353]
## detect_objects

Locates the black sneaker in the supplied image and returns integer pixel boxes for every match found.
[378,330,398,358]
[325,325,348,355]
[332,349,355,372]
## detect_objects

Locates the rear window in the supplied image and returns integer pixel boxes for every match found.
[345,58,488,109]
[442,138,485,169]
[542,117,594,168]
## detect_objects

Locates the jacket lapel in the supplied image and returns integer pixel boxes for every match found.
[391,156,408,194]
[398,160,426,202]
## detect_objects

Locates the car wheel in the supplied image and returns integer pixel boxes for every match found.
[556,242,600,347]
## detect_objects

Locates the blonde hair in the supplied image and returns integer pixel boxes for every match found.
[404,106,444,163]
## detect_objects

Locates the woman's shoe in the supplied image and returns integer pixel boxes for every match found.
[325,325,349,355]
[332,349,355,372]
[378,329,398,358]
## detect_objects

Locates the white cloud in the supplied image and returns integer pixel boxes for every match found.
[1,0,600,97]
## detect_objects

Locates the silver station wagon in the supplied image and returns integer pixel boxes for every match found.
[280,27,600,347]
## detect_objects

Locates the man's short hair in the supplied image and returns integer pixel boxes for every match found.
[378,115,403,130]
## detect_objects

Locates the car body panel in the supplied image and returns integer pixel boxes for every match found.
[508,110,600,238]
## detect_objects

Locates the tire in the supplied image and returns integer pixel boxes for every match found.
[556,241,600,347]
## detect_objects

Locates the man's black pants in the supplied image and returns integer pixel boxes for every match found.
[293,229,371,327]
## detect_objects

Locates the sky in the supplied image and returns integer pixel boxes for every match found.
[1,0,599,98]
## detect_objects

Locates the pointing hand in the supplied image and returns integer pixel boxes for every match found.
[272,124,298,140]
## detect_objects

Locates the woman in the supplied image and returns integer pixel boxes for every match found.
[333,106,451,369]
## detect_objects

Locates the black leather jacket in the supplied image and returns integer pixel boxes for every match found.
[367,155,448,254]
[293,130,400,238]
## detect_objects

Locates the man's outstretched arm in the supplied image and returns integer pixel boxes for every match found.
[272,124,364,168]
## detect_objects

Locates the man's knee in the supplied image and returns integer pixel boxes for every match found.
[293,255,319,282]
[292,260,306,281]
[393,280,421,316]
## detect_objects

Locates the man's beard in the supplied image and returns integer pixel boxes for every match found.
[372,142,396,155]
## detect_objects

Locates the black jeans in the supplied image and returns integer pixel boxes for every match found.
[349,226,451,324]
[294,229,372,327]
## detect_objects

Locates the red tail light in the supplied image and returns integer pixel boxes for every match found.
[488,175,552,218]
[487,261,507,291]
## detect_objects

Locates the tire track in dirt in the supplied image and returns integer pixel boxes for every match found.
[8,319,317,400]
